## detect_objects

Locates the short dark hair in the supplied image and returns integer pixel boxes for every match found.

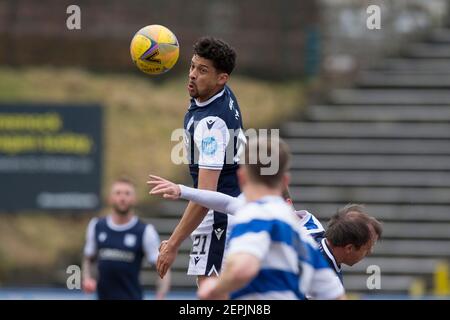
[340,204,383,239]
[243,135,291,188]
[325,204,377,249]
[112,176,135,189]
[193,37,236,74]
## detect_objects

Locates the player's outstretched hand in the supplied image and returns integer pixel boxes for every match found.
[147,175,181,200]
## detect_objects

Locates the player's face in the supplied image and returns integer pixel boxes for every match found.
[344,238,375,266]
[109,182,136,215]
[188,55,228,102]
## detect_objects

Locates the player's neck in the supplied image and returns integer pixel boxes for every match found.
[111,211,134,225]
[243,184,282,203]
[197,85,225,103]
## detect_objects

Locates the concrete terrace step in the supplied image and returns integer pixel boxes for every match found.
[373,239,450,257]
[405,43,450,58]
[291,154,450,171]
[428,29,450,43]
[343,275,415,293]
[381,222,450,240]
[289,171,450,187]
[289,186,450,204]
[342,257,442,275]
[282,122,450,139]
[357,73,450,88]
[372,58,450,74]
[305,105,450,122]
[329,89,450,105]
[286,138,450,155]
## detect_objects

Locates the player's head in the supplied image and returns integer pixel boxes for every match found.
[188,37,236,101]
[109,177,137,216]
[325,204,382,266]
[238,135,291,193]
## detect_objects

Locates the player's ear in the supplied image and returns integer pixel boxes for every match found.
[217,72,229,86]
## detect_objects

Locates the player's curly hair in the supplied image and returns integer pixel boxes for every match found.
[193,37,236,74]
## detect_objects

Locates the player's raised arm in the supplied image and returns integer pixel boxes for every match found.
[82,217,98,294]
[156,168,220,278]
[147,174,243,215]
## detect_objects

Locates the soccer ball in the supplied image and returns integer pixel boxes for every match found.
[130,24,179,75]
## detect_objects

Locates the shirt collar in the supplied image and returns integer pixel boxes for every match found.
[321,238,342,273]
[106,215,138,231]
[193,87,226,107]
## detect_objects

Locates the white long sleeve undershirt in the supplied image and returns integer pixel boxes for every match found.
[178,184,245,215]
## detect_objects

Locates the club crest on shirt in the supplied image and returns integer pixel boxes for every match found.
[124,233,137,247]
[202,136,217,156]
[98,232,107,242]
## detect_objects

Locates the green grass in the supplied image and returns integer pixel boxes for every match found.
[0,66,306,284]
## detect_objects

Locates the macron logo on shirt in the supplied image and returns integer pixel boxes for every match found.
[214,227,225,240]
[206,119,216,130]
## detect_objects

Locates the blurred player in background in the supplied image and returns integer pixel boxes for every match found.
[82,177,170,300]
[157,37,246,286]
[196,136,345,299]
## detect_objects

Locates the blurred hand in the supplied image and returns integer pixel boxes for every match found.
[157,241,177,278]
[82,277,97,294]
[197,277,227,300]
[155,291,166,300]
[147,175,181,200]
[159,240,168,252]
